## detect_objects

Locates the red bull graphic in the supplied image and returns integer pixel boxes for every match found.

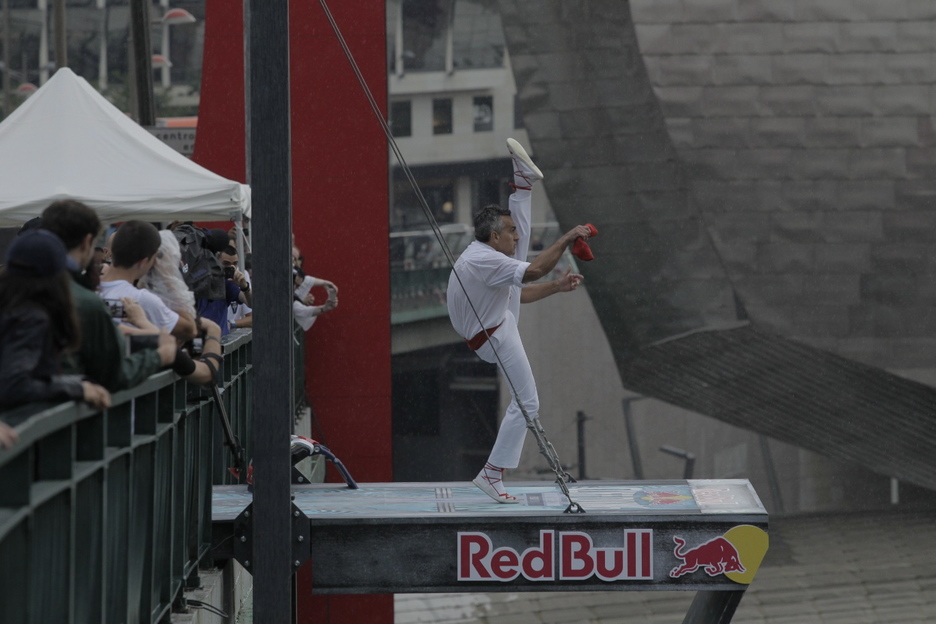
[458,529,653,582]
[668,525,769,585]
[669,536,745,578]
[634,490,694,505]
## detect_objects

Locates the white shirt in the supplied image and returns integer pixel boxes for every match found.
[446,241,529,339]
[293,301,318,331]
[99,279,180,333]
[293,275,330,331]
[228,271,252,324]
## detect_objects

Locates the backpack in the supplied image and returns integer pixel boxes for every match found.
[173,225,226,301]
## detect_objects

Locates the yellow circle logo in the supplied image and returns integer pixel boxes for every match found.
[723,525,769,584]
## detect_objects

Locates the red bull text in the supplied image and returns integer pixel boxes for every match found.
[457,529,653,582]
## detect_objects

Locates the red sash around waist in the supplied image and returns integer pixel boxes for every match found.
[466,322,503,351]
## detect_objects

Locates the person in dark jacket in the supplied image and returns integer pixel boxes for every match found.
[0,229,111,410]
[40,200,176,390]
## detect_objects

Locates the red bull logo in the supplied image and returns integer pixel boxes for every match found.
[458,529,653,582]
[669,535,745,578]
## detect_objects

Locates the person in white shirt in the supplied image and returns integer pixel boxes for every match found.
[447,138,591,503]
[292,268,338,331]
[98,221,196,342]
[227,251,253,330]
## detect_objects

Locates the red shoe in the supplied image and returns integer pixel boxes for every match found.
[572,223,598,261]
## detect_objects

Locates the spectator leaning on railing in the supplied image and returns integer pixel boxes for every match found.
[292,267,338,331]
[40,200,176,391]
[131,228,225,386]
[137,230,198,324]
[175,317,225,386]
[99,221,197,342]
[0,229,111,411]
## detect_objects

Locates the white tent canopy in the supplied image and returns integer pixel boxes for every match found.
[0,68,250,227]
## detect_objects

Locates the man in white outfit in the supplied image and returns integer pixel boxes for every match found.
[447,138,592,503]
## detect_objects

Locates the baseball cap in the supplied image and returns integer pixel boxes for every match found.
[5,229,68,277]
[205,228,230,253]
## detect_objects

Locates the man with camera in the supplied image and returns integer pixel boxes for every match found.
[195,245,252,336]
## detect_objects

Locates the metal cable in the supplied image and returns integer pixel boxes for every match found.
[317,0,582,512]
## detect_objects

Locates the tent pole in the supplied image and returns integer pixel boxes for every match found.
[234,218,246,271]
[53,0,66,69]
[128,0,154,125]
[2,0,11,117]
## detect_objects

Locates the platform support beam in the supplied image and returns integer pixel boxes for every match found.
[682,590,744,624]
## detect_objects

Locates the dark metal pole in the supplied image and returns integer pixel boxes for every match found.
[758,435,785,513]
[576,410,587,480]
[53,0,66,69]
[2,0,10,117]
[247,0,294,621]
[682,590,744,624]
[128,0,154,125]
[660,445,695,480]
[622,397,644,479]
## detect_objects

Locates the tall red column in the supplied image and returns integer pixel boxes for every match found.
[191,1,246,182]
[289,2,391,621]
[196,1,392,622]
[288,1,391,484]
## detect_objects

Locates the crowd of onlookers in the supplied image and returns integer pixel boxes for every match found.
[0,199,338,446]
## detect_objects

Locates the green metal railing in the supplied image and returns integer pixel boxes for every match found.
[0,329,263,624]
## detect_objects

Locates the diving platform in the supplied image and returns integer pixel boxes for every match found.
[212,479,768,597]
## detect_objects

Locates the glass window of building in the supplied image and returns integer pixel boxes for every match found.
[473,95,493,132]
[401,0,450,72]
[392,179,455,230]
[390,100,412,137]
[514,94,525,129]
[475,178,503,213]
[433,98,453,134]
[452,0,505,69]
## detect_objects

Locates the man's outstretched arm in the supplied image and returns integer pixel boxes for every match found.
[522,225,592,283]
[520,268,584,303]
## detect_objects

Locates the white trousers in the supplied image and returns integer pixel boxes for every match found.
[475,310,538,469]
[477,187,536,469]
[507,188,532,322]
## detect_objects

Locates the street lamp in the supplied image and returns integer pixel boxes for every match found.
[151,54,172,69]
[158,6,195,88]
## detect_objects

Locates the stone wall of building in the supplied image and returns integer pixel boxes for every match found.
[631,0,936,370]
[506,0,936,512]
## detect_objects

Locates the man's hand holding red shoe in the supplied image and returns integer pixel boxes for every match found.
[572,223,598,261]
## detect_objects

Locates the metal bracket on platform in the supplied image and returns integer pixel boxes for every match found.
[230,502,311,573]
[292,464,313,484]
[563,501,586,514]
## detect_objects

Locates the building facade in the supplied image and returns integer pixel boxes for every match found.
[387,0,936,513]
